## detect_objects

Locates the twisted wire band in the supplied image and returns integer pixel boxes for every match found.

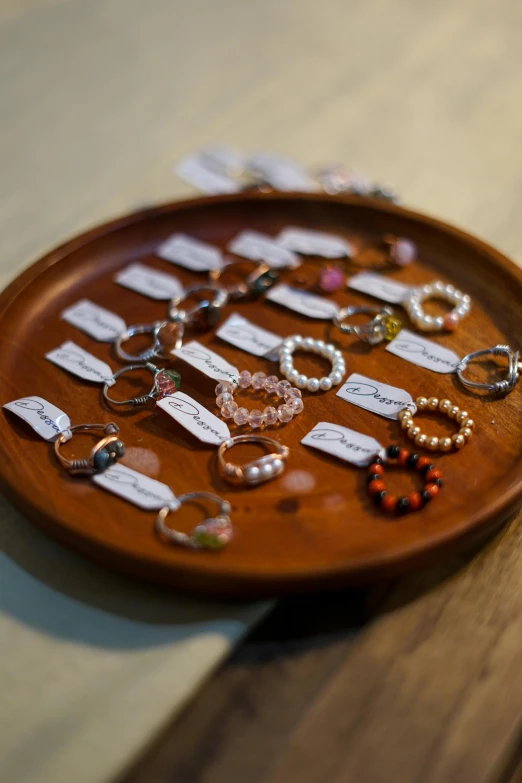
[54,423,124,476]
[457,344,521,395]
[218,434,290,486]
[209,260,277,300]
[115,320,184,362]
[103,363,160,408]
[155,492,233,550]
[167,284,229,326]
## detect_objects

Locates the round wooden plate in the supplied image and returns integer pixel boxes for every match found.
[1,192,521,597]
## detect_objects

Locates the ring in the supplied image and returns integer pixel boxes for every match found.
[168,284,228,329]
[349,235,417,271]
[333,305,402,344]
[155,492,233,550]
[457,344,521,396]
[103,362,181,408]
[278,334,346,392]
[402,280,471,332]
[398,396,474,452]
[215,372,303,428]
[218,434,290,485]
[367,445,442,514]
[54,422,125,475]
[209,260,278,300]
[114,320,184,362]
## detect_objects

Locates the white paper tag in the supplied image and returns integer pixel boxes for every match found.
[347,272,412,304]
[157,392,230,446]
[277,227,354,258]
[228,230,301,269]
[115,263,184,301]
[46,341,115,386]
[266,283,340,319]
[175,153,241,195]
[337,373,416,420]
[302,422,385,467]
[246,152,315,192]
[172,341,239,384]
[3,396,71,441]
[92,463,180,511]
[157,233,224,271]
[61,299,126,342]
[216,313,282,359]
[386,329,460,374]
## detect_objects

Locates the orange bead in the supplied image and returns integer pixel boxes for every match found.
[425,468,442,482]
[368,463,383,475]
[381,494,398,513]
[368,480,386,496]
[424,482,439,498]
[397,449,409,466]
[416,456,432,471]
[408,492,423,511]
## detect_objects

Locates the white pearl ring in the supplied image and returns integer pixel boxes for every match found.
[278,334,346,392]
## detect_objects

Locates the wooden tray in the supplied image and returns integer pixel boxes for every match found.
[1,192,521,597]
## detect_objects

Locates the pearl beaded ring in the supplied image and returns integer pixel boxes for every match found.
[398,396,475,452]
[278,335,346,392]
[367,445,442,515]
[215,371,303,429]
[402,280,471,332]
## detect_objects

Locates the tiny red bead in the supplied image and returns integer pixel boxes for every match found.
[425,468,442,482]
[397,449,409,466]
[416,456,432,471]
[368,463,384,475]
[408,492,423,511]
[424,483,440,498]
[368,480,386,496]
[381,494,398,513]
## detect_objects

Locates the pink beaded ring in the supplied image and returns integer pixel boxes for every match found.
[216,371,303,429]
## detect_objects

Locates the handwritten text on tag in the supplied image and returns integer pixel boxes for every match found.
[172,341,239,384]
[217,313,281,358]
[61,299,126,342]
[386,329,460,374]
[46,341,115,385]
[302,422,385,467]
[266,284,340,319]
[277,227,353,258]
[157,233,224,271]
[157,392,230,446]
[92,463,180,511]
[337,373,416,420]
[228,230,300,269]
[347,273,412,304]
[3,396,71,441]
[115,263,184,301]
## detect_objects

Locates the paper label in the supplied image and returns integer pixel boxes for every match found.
[246,152,314,192]
[386,329,460,374]
[172,341,239,384]
[216,313,281,359]
[277,227,353,258]
[157,233,224,271]
[302,422,385,466]
[175,153,241,195]
[92,463,180,511]
[3,396,71,441]
[46,341,115,385]
[337,373,416,420]
[157,392,230,446]
[347,272,412,304]
[115,263,184,301]
[266,283,340,319]
[228,230,300,269]
[198,145,244,172]
[61,299,126,342]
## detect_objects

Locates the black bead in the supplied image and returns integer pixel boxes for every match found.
[373,457,383,466]
[397,497,410,514]
[367,473,381,484]
[386,445,400,459]
[432,478,442,487]
[420,463,435,475]
[421,490,432,504]
[407,453,419,468]
[374,490,387,504]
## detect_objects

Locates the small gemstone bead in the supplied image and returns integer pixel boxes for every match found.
[397,497,410,514]
[427,436,439,451]
[237,370,252,389]
[407,453,420,468]
[427,397,439,410]
[296,375,308,389]
[368,479,386,495]
[452,433,466,448]
[284,387,302,400]
[439,398,451,412]
[416,397,428,410]
[426,468,442,482]
[386,445,400,459]
[369,463,384,475]
[319,377,333,391]
[408,426,421,439]
[381,494,398,513]
[443,312,460,331]
[398,409,412,421]
[249,409,264,428]
[278,380,292,391]
[397,449,409,466]
[408,493,423,511]
[157,321,184,348]
[233,407,250,426]
[264,375,279,394]
[252,371,267,390]
[462,418,474,430]
[216,392,233,407]
[277,404,294,423]
[416,457,432,471]
[263,406,278,426]
[393,237,417,266]
[421,490,432,504]
[156,369,181,398]
[414,433,427,448]
[367,473,381,484]
[439,437,453,452]
[461,427,473,440]
[216,381,234,396]
[318,265,344,293]
[448,404,460,419]
[420,462,435,475]
[373,457,383,465]
[401,417,414,431]
[456,410,469,425]
[307,377,320,392]
[374,490,387,504]
[221,400,238,419]
[432,478,443,487]
[424,482,440,497]
[290,397,304,414]
[383,314,402,340]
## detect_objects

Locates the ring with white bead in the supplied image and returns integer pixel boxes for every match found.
[218,434,290,486]
[278,334,346,392]
[402,280,471,332]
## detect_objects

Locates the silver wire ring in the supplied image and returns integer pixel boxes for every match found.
[114,321,184,362]
[103,362,160,408]
[155,491,233,550]
[167,284,229,325]
[209,260,277,300]
[457,345,521,395]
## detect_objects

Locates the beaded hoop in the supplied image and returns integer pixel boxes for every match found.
[278,335,346,392]
[367,445,442,514]
[399,396,474,452]
[215,372,303,429]
[402,280,471,332]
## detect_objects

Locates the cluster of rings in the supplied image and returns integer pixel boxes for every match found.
[155,492,233,550]
[218,434,289,486]
[402,280,471,332]
[216,372,303,429]
[399,396,474,452]
[367,445,442,514]
[278,335,346,392]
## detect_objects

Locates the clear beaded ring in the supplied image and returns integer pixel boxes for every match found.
[402,280,471,332]
[216,372,303,429]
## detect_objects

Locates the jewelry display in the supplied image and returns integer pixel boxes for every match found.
[115,320,184,362]
[278,335,346,392]
[457,344,521,396]
[218,434,290,486]
[209,259,278,300]
[399,397,474,452]
[333,305,402,345]
[155,491,233,550]
[103,362,181,408]
[216,373,303,429]
[367,445,442,514]
[402,280,471,332]
[168,284,229,329]
[54,422,125,475]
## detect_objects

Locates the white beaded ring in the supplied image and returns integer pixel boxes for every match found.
[402,280,471,332]
[215,372,303,429]
[278,335,346,392]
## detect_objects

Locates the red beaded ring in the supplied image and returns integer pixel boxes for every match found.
[367,445,442,515]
